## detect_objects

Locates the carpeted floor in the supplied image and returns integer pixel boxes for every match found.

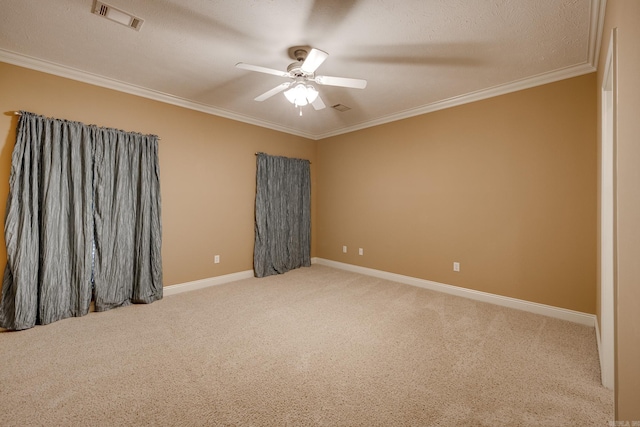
[0,265,613,426]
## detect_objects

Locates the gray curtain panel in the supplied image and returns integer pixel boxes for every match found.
[0,113,94,330]
[254,152,311,278]
[0,112,162,330]
[92,127,163,311]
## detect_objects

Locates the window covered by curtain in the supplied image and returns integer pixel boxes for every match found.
[92,126,163,311]
[254,152,311,278]
[0,112,163,330]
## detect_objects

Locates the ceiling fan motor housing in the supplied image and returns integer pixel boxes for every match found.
[287,61,311,78]
[288,49,311,77]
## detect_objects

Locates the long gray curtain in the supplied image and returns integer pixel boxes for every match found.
[254,152,311,278]
[92,126,163,311]
[0,112,162,330]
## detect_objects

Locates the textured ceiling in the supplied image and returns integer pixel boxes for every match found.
[0,0,605,139]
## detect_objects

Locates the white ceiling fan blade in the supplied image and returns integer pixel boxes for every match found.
[300,48,329,74]
[236,62,289,78]
[311,94,326,110]
[314,75,367,89]
[255,82,291,101]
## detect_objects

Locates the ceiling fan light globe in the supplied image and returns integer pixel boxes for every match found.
[284,88,297,104]
[306,85,319,103]
[284,83,309,106]
[296,99,308,107]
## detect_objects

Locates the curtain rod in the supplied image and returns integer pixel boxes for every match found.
[255,152,311,164]
[11,112,161,140]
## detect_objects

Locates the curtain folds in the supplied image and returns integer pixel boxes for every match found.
[0,112,162,330]
[254,153,311,278]
[93,128,163,311]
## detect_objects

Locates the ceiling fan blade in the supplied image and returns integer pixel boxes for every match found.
[236,62,289,78]
[300,48,328,74]
[311,94,326,110]
[314,75,367,89]
[254,82,291,101]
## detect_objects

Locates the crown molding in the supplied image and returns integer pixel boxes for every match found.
[0,49,317,140]
[316,62,596,139]
[588,0,608,67]
[0,49,596,141]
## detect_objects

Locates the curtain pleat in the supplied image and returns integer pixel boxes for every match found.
[254,153,311,278]
[0,112,162,330]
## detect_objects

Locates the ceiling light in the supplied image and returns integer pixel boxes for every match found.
[284,83,318,107]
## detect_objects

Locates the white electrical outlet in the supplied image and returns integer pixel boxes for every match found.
[343,245,347,253]
[214,255,220,264]
[453,262,460,272]
[359,248,364,256]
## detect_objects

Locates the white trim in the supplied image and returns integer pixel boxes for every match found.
[0,49,318,141]
[598,29,616,391]
[0,49,598,141]
[163,269,254,296]
[165,261,325,295]
[595,318,603,371]
[588,0,608,67]
[316,63,596,140]
[161,259,595,327]
[313,258,596,327]
[164,260,328,296]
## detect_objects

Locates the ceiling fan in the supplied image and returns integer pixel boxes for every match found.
[235,48,367,114]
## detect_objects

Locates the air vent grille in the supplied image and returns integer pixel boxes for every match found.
[92,1,144,31]
[331,104,351,112]
[96,4,108,16]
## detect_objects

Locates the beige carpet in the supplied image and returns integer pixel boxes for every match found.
[0,265,613,426]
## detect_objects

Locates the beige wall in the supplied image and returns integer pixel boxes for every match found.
[0,62,317,287]
[0,64,600,314]
[317,74,597,314]
[598,0,640,421]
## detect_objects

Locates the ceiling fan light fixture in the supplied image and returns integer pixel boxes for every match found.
[284,84,306,105]
[284,83,318,107]
[236,46,365,113]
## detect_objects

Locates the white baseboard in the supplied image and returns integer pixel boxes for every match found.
[163,270,254,296]
[163,259,595,327]
[594,317,615,389]
[313,258,596,327]
[595,318,603,368]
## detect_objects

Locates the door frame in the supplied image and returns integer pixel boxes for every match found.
[598,28,616,390]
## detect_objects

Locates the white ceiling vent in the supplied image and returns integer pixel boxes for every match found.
[92,1,143,31]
